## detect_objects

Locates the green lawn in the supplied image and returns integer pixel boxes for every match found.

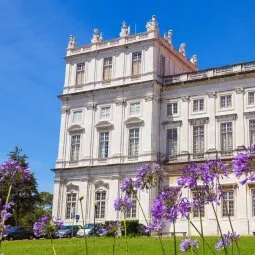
[1,236,255,255]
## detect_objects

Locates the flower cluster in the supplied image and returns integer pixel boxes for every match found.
[0,202,13,236]
[0,160,31,185]
[215,231,240,250]
[180,238,198,253]
[113,197,132,212]
[103,221,121,237]
[33,215,64,238]
[120,178,135,195]
[145,219,165,233]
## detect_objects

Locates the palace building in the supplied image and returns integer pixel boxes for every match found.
[52,15,255,235]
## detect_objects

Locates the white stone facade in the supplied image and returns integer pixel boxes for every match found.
[53,15,255,235]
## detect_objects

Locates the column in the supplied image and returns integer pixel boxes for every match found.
[107,175,120,220]
[180,96,189,161]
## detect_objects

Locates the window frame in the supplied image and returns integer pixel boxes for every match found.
[220,122,233,156]
[248,91,255,105]
[193,99,204,112]
[193,125,205,158]
[128,127,140,157]
[221,190,235,217]
[126,190,137,219]
[167,102,178,116]
[99,131,109,159]
[129,102,141,116]
[72,110,83,123]
[166,128,178,156]
[192,192,205,218]
[70,134,81,162]
[131,52,142,77]
[65,192,77,220]
[103,57,113,82]
[75,63,85,87]
[99,105,111,120]
[95,190,107,219]
[220,95,232,109]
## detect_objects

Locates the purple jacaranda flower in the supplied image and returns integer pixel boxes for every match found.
[33,215,64,238]
[145,219,165,233]
[103,221,121,237]
[135,163,164,190]
[232,151,255,185]
[120,178,135,195]
[215,231,240,250]
[180,238,198,253]
[113,196,132,212]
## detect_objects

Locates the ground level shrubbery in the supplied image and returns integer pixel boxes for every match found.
[1,236,255,255]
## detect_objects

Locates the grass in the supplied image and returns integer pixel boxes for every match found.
[1,236,255,255]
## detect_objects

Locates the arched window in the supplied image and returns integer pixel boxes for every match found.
[95,190,106,219]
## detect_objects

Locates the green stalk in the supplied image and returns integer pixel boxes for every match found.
[0,184,12,249]
[158,232,166,255]
[79,198,88,255]
[173,221,177,255]
[135,195,148,225]
[112,236,115,255]
[51,238,57,255]
[123,212,128,255]
[187,217,217,255]
[199,206,205,255]
[188,218,194,255]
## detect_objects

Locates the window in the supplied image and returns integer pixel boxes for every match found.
[95,191,106,219]
[99,132,109,159]
[130,102,140,115]
[193,193,205,218]
[220,95,232,108]
[103,57,112,81]
[126,190,137,218]
[252,191,255,217]
[193,99,204,112]
[76,63,85,87]
[193,125,204,157]
[100,106,111,119]
[159,55,165,76]
[65,193,77,219]
[167,129,177,156]
[248,92,255,105]
[72,111,82,123]
[167,103,178,116]
[129,128,139,156]
[132,52,142,76]
[250,120,255,145]
[220,123,233,155]
[222,191,234,217]
[70,135,80,161]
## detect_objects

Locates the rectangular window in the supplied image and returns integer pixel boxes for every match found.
[220,122,233,155]
[126,190,137,218]
[193,99,204,112]
[130,102,140,115]
[167,103,178,116]
[222,191,234,217]
[132,52,142,76]
[193,193,205,218]
[72,111,82,123]
[95,191,106,219]
[159,55,165,76]
[99,132,109,159]
[100,106,111,119]
[129,128,139,156]
[103,57,112,81]
[250,120,255,145]
[248,92,255,105]
[167,129,178,156]
[193,125,204,157]
[65,193,77,219]
[70,135,80,161]
[252,191,255,217]
[76,63,85,87]
[220,95,232,108]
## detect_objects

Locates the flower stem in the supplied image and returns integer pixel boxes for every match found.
[158,232,166,255]
[51,238,57,255]
[135,195,148,225]
[173,221,177,255]
[187,217,217,255]
[79,199,88,255]
[113,236,115,255]
[199,207,205,255]
[188,218,193,255]
[0,184,12,249]
[123,212,128,255]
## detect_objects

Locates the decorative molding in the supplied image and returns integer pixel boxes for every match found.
[162,120,182,127]
[181,96,190,102]
[125,116,144,128]
[235,87,245,94]
[144,94,154,101]
[189,117,209,125]
[236,145,246,151]
[68,124,85,133]
[244,111,255,118]
[66,183,79,192]
[207,92,216,98]
[115,99,126,106]
[215,114,237,121]
[111,174,121,180]
[220,183,238,189]
[61,106,70,114]
[94,180,109,190]
[95,120,114,131]
[86,103,97,110]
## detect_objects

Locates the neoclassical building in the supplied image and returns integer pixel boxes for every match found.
[52,15,255,235]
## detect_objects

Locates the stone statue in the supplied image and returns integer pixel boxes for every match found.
[146,15,159,33]
[167,30,173,44]
[190,55,198,67]
[179,43,186,56]
[67,35,76,49]
[120,21,130,38]
[91,28,103,44]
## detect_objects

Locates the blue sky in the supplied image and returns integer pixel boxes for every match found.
[1,0,255,192]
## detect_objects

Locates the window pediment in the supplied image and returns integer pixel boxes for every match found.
[125,116,144,128]
[95,120,114,130]
[68,124,85,133]
[94,180,109,190]
[66,183,79,192]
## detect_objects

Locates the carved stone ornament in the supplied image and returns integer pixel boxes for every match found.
[215,113,238,121]
[67,35,76,49]
[189,117,209,126]
[244,111,255,118]
[207,91,216,98]
[125,116,144,128]
[162,120,182,127]
[146,15,159,33]
[144,94,154,101]
[235,87,245,94]
[61,106,70,113]
[190,55,198,67]
[66,183,79,192]
[120,21,130,38]
[181,96,190,102]
[91,28,103,44]
[68,124,85,133]
[115,99,126,106]
[86,103,97,110]
[179,43,186,56]
[95,120,114,131]
[94,180,109,190]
